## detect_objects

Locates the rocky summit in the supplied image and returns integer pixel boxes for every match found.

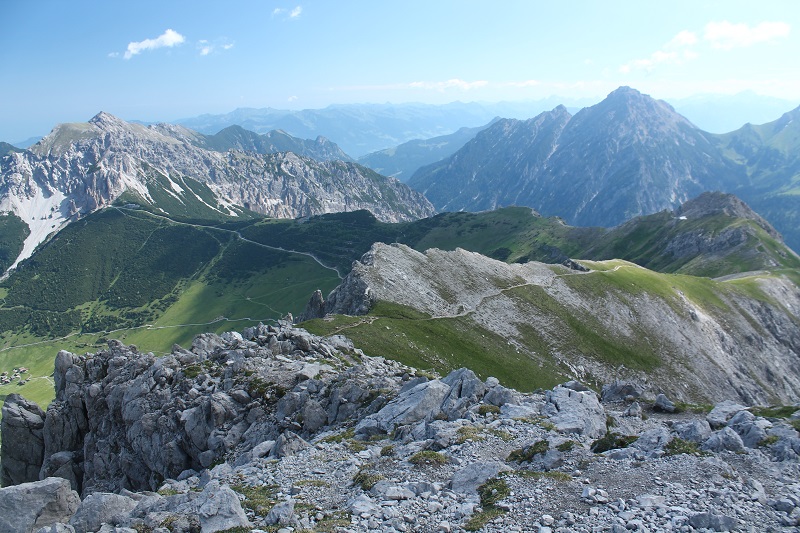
[2,324,800,532]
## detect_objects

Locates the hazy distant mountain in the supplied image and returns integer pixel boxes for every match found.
[357,119,498,181]
[410,87,743,225]
[0,112,434,273]
[10,137,42,149]
[174,100,593,157]
[151,123,354,162]
[711,104,800,252]
[668,92,799,134]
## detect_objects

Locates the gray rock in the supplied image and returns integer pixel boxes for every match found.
[483,385,519,407]
[689,512,737,531]
[69,493,138,533]
[653,393,676,413]
[356,380,451,436]
[450,461,511,498]
[632,427,671,455]
[542,386,606,439]
[702,427,745,453]
[440,368,486,418]
[265,499,296,526]
[0,477,81,533]
[622,401,642,418]
[727,410,771,448]
[601,381,643,402]
[673,419,712,443]
[707,400,747,429]
[271,432,310,459]
[1,394,46,486]
[35,525,75,533]
[174,481,251,533]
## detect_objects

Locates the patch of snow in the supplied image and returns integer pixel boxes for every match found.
[2,187,69,273]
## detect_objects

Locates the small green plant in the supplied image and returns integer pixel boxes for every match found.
[231,483,279,517]
[751,406,800,419]
[556,440,576,452]
[791,420,800,432]
[293,479,330,487]
[380,444,395,456]
[464,507,506,531]
[507,440,549,463]
[464,477,511,531]
[478,404,501,416]
[456,426,486,444]
[664,437,706,456]
[590,432,638,453]
[320,427,356,444]
[408,450,448,466]
[513,470,572,482]
[478,477,511,507]
[352,468,384,491]
[758,435,780,447]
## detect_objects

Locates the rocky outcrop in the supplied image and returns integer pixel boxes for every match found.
[1,323,800,531]
[0,477,80,533]
[303,242,800,405]
[1,393,46,486]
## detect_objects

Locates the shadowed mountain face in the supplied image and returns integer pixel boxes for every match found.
[410,87,747,229]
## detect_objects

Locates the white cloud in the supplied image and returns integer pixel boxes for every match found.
[409,79,489,91]
[666,30,698,49]
[288,95,298,102]
[124,29,185,60]
[704,20,790,50]
[196,38,234,57]
[273,6,302,19]
[619,29,698,73]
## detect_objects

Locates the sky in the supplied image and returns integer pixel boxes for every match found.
[1,0,799,142]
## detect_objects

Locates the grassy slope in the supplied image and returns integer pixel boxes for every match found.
[1,203,797,409]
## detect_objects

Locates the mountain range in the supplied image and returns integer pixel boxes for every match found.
[409,87,800,252]
[0,112,433,272]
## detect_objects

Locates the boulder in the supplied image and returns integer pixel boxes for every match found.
[69,493,138,533]
[727,410,771,448]
[600,381,643,403]
[653,394,676,413]
[356,380,451,437]
[673,420,712,444]
[0,477,81,533]
[450,461,511,498]
[702,427,745,453]
[265,499,296,526]
[1,394,46,486]
[707,400,747,429]
[542,386,606,439]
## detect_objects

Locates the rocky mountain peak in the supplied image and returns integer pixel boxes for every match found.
[88,111,125,128]
[677,192,780,238]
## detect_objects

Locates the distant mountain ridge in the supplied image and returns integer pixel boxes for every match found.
[357,119,498,181]
[0,112,434,273]
[409,87,800,252]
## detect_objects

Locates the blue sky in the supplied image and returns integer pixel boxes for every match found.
[1,0,799,141]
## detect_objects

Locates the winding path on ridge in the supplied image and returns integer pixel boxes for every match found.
[110,207,345,279]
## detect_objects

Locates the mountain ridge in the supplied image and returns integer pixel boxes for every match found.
[0,112,434,273]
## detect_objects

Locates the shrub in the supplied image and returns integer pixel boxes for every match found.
[352,469,384,491]
[507,440,549,463]
[556,440,576,452]
[478,404,501,416]
[664,437,705,456]
[408,450,448,466]
[590,432,638,453]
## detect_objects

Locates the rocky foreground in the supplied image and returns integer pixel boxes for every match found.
[2,323,800,533]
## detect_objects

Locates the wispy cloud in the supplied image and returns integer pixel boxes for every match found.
[123,29,185,60]
[196,38,234,57]
[704,21,790,50]
[409,79,489,91]
[273,6,303,20]
[619,30,698,73]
